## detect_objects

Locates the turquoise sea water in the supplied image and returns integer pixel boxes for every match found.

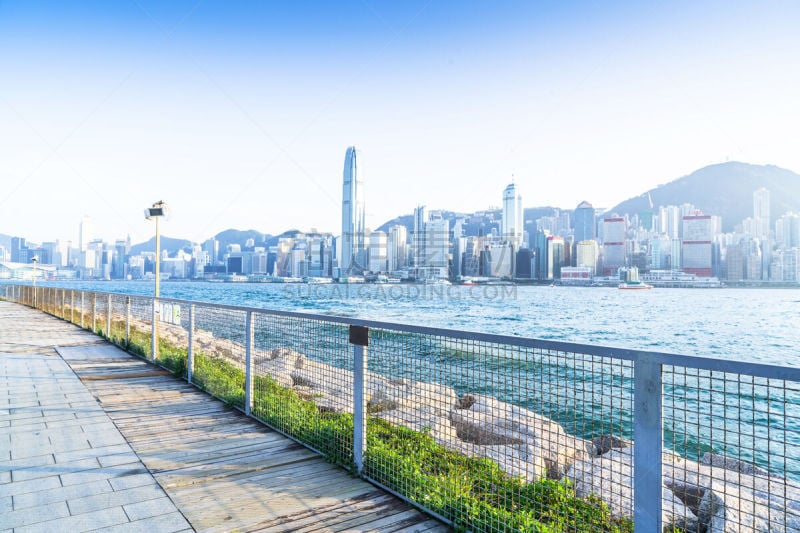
[29,280,799,365]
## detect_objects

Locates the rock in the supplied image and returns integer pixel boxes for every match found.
[375,405,458,444]
[565,447,696,525]
[592,434,633,456]
[257,348,306,387]
[700,452,770,477]
[475,443,548,483]
[450,394,591,479]
[368,380,458,414]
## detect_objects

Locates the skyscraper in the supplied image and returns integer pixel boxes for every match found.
[574,201,596,243]
[79,215,93,252]
[753,187,770,239]
[340,146,366,274]
[601,217,626,275]
[502,182,523,249]
[682,214,714,277]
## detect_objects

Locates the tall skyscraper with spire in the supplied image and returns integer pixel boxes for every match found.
[502,181,523,249]
[340,146,366,274]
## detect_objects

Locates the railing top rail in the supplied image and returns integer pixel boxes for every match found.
[11,284,800,382]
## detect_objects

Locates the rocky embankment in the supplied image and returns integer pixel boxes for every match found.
[147,319,800,532]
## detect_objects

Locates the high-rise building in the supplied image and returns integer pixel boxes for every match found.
[546,236,565,279]
[575,240,598,275]
[601,217,626,275]
[650,235,672,270]
[412,205,428,269]
[753,187,770,239]
[574,201,596,243]
[387,225,408,272]
[79,216,93,252]
[776,212,800,249]
[682,215,714,277]
[368,231,388,273]
[502,182,523,249]
[657,206,681,240]
[410,208,449,279]
[10,237,28,263]
[340,146,366,274]
[203,238,219,265]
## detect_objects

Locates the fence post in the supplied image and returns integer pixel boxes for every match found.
[245,311,254,416]
[106,294,112,339]
[151,298,158,362]
[187,304,195,384]
[80,292,85,328]
[91,294,97,332]
[125,296,131,348]
[70,290,75,324]
[350,325,369,475]
[633,357,663,532]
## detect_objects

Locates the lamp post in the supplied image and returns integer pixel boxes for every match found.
[145,201,168,361]
[31,255,38,308]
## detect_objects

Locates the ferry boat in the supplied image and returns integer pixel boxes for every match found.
[618,267,652,289]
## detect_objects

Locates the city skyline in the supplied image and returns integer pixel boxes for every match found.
[2,1,799,244]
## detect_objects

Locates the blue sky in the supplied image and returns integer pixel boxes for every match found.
[1,1,799,245]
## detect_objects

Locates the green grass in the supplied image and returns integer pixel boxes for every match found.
[110,323,634,533]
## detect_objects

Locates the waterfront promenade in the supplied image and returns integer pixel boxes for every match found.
[0,301,448,532]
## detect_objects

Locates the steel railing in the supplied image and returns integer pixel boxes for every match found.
[4,283,800,532]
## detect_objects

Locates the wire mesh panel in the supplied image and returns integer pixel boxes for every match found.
[360,328,634,533]
[663,367,800,531]
[127,295,155,359]
[191,304,248,409]
[249,313,353,466]
[106,294,128,347]
[93,292,109,337]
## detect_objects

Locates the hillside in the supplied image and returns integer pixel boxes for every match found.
[129,236,194,256]
[608,162,800,231]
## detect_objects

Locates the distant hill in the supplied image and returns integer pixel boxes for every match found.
[608,162,800,231]
[129,236,194,256]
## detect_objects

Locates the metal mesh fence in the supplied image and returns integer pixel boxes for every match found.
[360,329,634,532]
[191,304,247,409]
[127,295,155,359]
[250,313,353,465]
[3,285,800,532]
[663,367,800,531]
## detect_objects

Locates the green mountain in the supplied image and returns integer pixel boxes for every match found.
[607,162,800,232]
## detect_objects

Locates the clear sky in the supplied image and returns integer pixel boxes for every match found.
[1,1,798,245]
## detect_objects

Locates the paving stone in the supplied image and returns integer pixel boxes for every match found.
[12,479,113,510]
[102,511,191,532]
[67,483,166,515]
[12,506,129,533]
[0,500,70,529]
[123,495,182,521]
[109,472,159,491]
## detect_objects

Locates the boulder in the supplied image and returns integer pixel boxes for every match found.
[375,405,459,444]
[367,379,458,414]
[450,394,591,478]
[700,452,770,477]
[592,434,633,456]
[565,447,696,525]
[257,348,305,387]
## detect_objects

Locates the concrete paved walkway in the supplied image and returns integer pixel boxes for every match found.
[0,301,448,533]
[0,302,191,532]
